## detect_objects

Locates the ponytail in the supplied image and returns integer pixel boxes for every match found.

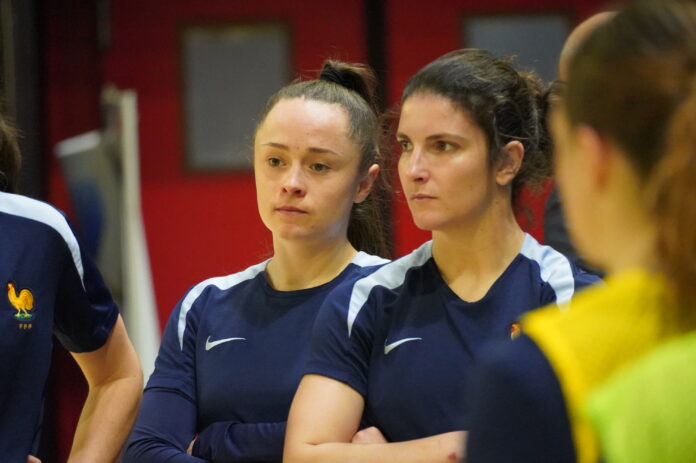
[318,60,390,258]
[514,70,554,200]
[649,81,696,323]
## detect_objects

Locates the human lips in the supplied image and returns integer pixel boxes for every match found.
[409,193,437,201]
[275,205,308,214]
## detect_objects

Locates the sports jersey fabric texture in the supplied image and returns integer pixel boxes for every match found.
[466,269,681,463]
[124,252,389,463]
[306,233,599,442]
[465,334,575,463]
[0,192,119,463]
[586,330,696,463]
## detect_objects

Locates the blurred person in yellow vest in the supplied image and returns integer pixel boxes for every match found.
[466,2,696,462]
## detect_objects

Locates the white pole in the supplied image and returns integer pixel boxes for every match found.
[120,90,160,380]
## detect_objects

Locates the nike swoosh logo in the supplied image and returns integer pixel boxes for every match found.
[384,337,422,355]
[205,336,246,351]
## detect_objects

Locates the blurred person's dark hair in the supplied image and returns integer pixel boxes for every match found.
[0,112,21,193]
[566,0,696,319]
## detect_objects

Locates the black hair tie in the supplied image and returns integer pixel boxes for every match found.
[320,66,360,94]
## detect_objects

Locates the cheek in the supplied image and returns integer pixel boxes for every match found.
[557,152,593,237]
[396,157,409,186]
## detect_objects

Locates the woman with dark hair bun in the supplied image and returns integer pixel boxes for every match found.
[284,49,597,463]
[124,60,391,462]
[466,2,696,462]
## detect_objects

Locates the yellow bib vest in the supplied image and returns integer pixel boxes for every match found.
[522,269,680,463]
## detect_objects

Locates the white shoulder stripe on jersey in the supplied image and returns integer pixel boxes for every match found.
[0,192,84,286]
[352,251,390,267]
[519,233,575,308]
[347,241,433,336]
[177,260,269,349]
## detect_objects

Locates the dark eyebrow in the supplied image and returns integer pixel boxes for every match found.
[263,142,339,155]
[307,147,339,155]
[425,133,466,142]
[396,133,467,143]
[263,142,289,150]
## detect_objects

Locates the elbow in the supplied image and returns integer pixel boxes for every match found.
[283,441,317,463]
[282,442,302,463]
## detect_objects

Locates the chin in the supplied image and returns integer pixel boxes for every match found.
[410,216,441,232]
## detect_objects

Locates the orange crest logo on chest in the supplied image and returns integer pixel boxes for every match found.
[7,282,35,329]
[510,322,521,340]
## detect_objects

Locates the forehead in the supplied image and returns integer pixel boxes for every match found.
[257,98,351,144]
[398,92,480,137]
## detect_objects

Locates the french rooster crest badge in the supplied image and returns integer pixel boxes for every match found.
[7,282,35,329]
[510,322,521,340]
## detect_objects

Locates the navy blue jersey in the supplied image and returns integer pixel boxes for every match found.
[306,234,599,442]
[125,252,389,463]
[465,335,575,463]
[0,192,119,462]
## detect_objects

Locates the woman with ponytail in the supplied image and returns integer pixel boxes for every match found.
[466,2,696,462]
[124,60,390,463]
[284,49,597,463]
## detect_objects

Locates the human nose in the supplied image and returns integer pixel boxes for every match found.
[281,164,306,196]
[401,147,429,183]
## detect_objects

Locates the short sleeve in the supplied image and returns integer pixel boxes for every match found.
[573,267,602,293]
[539,264,602,309]
[145,290,202,401]
[53,224,119,353]
[304,280,380,397]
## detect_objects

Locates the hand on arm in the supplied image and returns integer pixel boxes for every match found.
[67,316,144,463]
[284,375,466,463]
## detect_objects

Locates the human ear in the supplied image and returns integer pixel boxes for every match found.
[495,141,525,187]
[355,163,380,203]
[575,125,611,191]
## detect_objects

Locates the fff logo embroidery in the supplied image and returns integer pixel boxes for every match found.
[7,282,35,329]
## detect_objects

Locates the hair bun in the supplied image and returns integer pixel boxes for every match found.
[319,60,379,114]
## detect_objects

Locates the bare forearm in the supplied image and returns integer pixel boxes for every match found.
[284,431,466,463]
[68,372,143,462]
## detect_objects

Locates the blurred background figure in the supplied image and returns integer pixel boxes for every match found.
[466,1,696,462]
[584,72,696,463]
[543,11,614,275]
[0,111,143,463]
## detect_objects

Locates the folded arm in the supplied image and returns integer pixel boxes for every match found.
[192,420,286,462]
[124,387,208,463]
[283,374,465,463]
